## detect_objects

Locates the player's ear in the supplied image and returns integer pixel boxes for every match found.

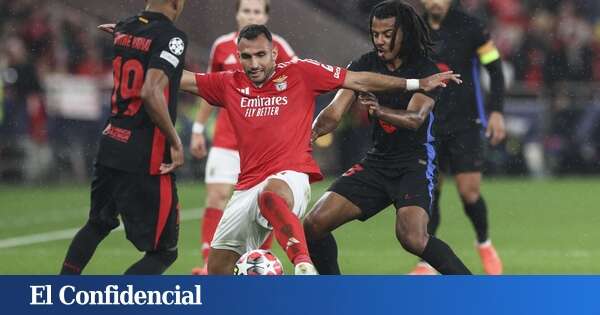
[271,46,278,61]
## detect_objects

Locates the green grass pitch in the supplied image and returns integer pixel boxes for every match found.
[1,177,599,274]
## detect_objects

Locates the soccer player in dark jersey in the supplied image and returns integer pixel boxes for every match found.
[178,24,460,275]
[59,0,187,275]
[304,0,472,275]
[409,0,506,275]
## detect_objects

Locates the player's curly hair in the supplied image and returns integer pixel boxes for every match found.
[369,0,434,60]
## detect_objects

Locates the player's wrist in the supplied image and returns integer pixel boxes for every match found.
[406,79,420,91]
[192,122,205,134]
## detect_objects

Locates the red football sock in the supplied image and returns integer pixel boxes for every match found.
[259,233,274,250]
[257,191,311,265]
[201,208,223,264]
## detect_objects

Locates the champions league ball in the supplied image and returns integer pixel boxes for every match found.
[234,249,284,275]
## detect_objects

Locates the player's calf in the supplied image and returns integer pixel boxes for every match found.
[207,248,241,275]
[124,248,178,275]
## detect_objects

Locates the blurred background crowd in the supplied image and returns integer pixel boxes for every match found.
[1,0,600,184]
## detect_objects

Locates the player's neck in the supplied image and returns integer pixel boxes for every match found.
[145,5,176,21]
[427,13,447,30]
[385,58,403,72]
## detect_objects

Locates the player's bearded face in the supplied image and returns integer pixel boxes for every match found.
[236,0,269,29]
[371,17,403,63]
[422,0,451,21]
[238,35,277,85]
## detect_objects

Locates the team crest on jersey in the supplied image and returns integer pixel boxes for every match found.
[168,37,185,56]
[273,75,288,91]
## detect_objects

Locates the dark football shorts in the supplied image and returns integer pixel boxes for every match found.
[88,165,179,252]
[436,128,485,174]
[328,161,436,221]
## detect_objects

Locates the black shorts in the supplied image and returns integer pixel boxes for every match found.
[89,165,179,252]
[328,161,436,221]
[436,128,485,174]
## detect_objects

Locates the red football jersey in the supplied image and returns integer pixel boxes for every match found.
[195,59,347,190]
[207,32,296,150]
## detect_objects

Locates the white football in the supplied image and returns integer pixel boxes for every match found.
[234,249,284,275]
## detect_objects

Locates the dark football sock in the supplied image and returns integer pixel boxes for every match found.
[125,249,178,275]
[420,236,471,275]
[60,221,110,275]
[307,233,341,275]
[463,197,489,243]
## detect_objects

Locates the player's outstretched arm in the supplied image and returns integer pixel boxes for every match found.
[359,92,434,130]
[343,70,462,93]
[312,89,357,142]
[141,69,184,174]
[180,70,201,95]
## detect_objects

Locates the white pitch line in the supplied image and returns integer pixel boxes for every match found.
[0,208,203,249]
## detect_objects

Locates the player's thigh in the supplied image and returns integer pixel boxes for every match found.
[211,186,266,255]
[447,129,485,175]
[116,173,179,252]
[304,192,363,239]
[325,164,392,222]
[204,147,240,185]
[88,165,120,231]
[205,183,235,209]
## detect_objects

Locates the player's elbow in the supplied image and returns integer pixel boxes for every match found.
[405,118,424,131]
[141,82,163,104]
[140,84,155,103]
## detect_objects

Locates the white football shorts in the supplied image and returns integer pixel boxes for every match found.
[211,170,311,255]
[204,147,240,185]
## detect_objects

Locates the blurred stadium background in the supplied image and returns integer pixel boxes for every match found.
[1,0,600,274]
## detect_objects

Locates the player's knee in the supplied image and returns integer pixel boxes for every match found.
[206,189,230,209]
[303,214,321,241]
[85,220,113,238]
[396,230,428,255]
[459,189,480,205]
[457,183,480,204]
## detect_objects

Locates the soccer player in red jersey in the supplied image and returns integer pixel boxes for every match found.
[179,24,460,275]
[189,0,296,275]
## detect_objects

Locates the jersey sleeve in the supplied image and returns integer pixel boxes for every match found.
[273,35,297,63]
[148,30,188,78]
[471,18,491,49]
[470,19,501,65]
[296,59,347,94]
[194,72,227,107]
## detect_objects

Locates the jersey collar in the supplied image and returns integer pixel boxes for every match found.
[139,11,172,23]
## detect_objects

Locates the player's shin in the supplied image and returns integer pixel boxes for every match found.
[257,191,312,266]
[420,236,472,275]
[60,221,111,275]
[307,233,341,275]
[201,208,223,262]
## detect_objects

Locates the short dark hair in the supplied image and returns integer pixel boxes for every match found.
[369,0,433,60]
[237,24,273,44]
[236,0,271,14]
